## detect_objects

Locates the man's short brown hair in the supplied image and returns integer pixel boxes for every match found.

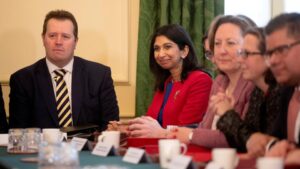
[42,9,78,39]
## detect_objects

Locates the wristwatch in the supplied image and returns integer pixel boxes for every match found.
[265,138,278,152]
[188,131,194,142]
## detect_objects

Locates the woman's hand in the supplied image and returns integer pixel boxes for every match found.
[210,92,234,116]
[128,116,167,138]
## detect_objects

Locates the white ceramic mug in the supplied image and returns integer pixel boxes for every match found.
[212,148,239,169]
[256,157,284,169]
[98,131,120,149]
[159,139,187,169]
[42,128,62,144]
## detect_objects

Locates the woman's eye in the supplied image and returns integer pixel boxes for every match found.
[214,41,221,46]
[164,45,172,49]
[227,41,236,46]
[154,46,160,51]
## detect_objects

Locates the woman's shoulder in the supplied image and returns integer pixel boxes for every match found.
[187,70,212,80]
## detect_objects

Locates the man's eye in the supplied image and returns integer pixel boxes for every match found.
[63,35,71,39]
[276,46,288,54]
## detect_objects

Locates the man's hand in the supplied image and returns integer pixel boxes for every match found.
[266,140,296,158]
[246,132,276,157]
[285,149,300,165]
[107,120,130,135]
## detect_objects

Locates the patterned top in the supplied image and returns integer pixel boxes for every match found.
[217,84,283,152]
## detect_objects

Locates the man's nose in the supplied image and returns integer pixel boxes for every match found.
[268,53,278,66]
[55,36,63,44]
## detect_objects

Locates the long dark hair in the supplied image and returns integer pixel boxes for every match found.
[149,24,200,91]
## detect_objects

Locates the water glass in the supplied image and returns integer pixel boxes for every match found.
[38,142,79,169]
[7,128,25,153]
[24,128,41,153]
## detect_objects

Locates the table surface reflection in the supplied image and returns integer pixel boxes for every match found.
[0,147,160,169]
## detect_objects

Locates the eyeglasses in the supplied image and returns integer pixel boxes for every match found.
[204,50,213,60]
[265,40,300,59]
[237,49,262,59]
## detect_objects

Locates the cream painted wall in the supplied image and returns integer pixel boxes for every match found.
[0,0,139,117]
[271,0,284,17]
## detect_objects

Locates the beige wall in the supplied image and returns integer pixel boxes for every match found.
[0,0,139,117]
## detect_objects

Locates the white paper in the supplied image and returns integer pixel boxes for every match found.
[169,155,193,169]
[92,142,113,157]
[122,147,145,164]
[71,137,87,151]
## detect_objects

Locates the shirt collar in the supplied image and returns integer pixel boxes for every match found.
[46,58,74,74]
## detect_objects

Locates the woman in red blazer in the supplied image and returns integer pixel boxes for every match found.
[127,24,212,137]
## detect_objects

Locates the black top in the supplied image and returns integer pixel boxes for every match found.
[217,84,293,152]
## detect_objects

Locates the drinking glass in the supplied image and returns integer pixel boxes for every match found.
[38,142,79,169]
[24,128,41,153]
[7,128,25,153]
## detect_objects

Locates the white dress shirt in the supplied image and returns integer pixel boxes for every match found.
[46,58,73,111]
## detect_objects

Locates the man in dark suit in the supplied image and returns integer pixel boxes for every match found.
[9,10,119,131]
[0,84,8,133]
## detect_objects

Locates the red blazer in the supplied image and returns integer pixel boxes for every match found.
[191,74,254,148]
[146,70,212,128]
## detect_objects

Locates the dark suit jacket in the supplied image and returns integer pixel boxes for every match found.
[270,86,294,140]
[9,56,119,131]
[0,84,8,133]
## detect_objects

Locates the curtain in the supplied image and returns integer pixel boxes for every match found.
[135,0,224,116]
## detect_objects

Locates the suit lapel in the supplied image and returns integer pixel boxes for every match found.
[36,59,59,126]
[72,57,83,125]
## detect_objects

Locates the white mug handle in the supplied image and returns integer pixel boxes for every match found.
[98,135,105,142]
[60,132,67,141]
[234,156,239,167]
[180,143,187,154]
